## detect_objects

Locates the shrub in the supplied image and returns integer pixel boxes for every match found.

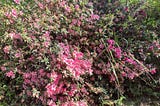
[0,0,159,105]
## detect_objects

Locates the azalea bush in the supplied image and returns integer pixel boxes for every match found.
[0,0,159,105]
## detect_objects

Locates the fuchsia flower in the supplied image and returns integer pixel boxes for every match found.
[125,58,136,65]
[114,47,122,59]
[50,71,58,80]
[60,53,92,78]
[13,0,20,4]
[124,7,129,12]
[46,73,62,97]
[59,43,93,79]
[73,51,84,59]
[150,69,156,75]
[67,84,77,96]
[107,39,115,45]
[6,71,15,79]
[107,39,115,50]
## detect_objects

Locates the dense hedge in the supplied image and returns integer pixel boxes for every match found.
[0,0,159,105]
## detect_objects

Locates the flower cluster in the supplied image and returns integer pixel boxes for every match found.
[59,43,93,79]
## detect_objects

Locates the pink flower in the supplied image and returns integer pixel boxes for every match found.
[107,39,115,50]
[150,69,156,74]
[43,41,50,48]
[46,83,57,97]
[59,1,66,7]
[121,71,127,77]
[90,14,100,20]
[13,0,20,4]
[38,69,46,77]
[114,47,122,59]
[97,47,102,53]
[3,46,10,54]
[48,100,57,106]
[50,71,58,80]
[75,4,80,10]
[99,44,104,49]
[94,70,102,75]
[67,84,77,96]
[15,53,21,58]
[8,32,22,40]
[9,19,14,23]
[24,79,31,84]
[59,43,93,79]
[77,101,88,106]
[77,20,81,26]
[125,58,136,65]
[44,31,50,37]
[124,7,129,12]
[128,72,136,79]
[0,66,6,71]
[108,45,114,50]
[22,73,30,79]
[5,12,11,18]
[38,2,44,9]
[72,19,77,25]
[73,51,84,59]
[55,82,65,94]
[107,39,115,45]
[61,101,75,106]
[11,9,18,18]
[46,73,62,97]
[6,71,15,78]
[65,6,71,13]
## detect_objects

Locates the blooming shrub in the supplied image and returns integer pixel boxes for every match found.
[0,0,159,105]
[58,43,93,79]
